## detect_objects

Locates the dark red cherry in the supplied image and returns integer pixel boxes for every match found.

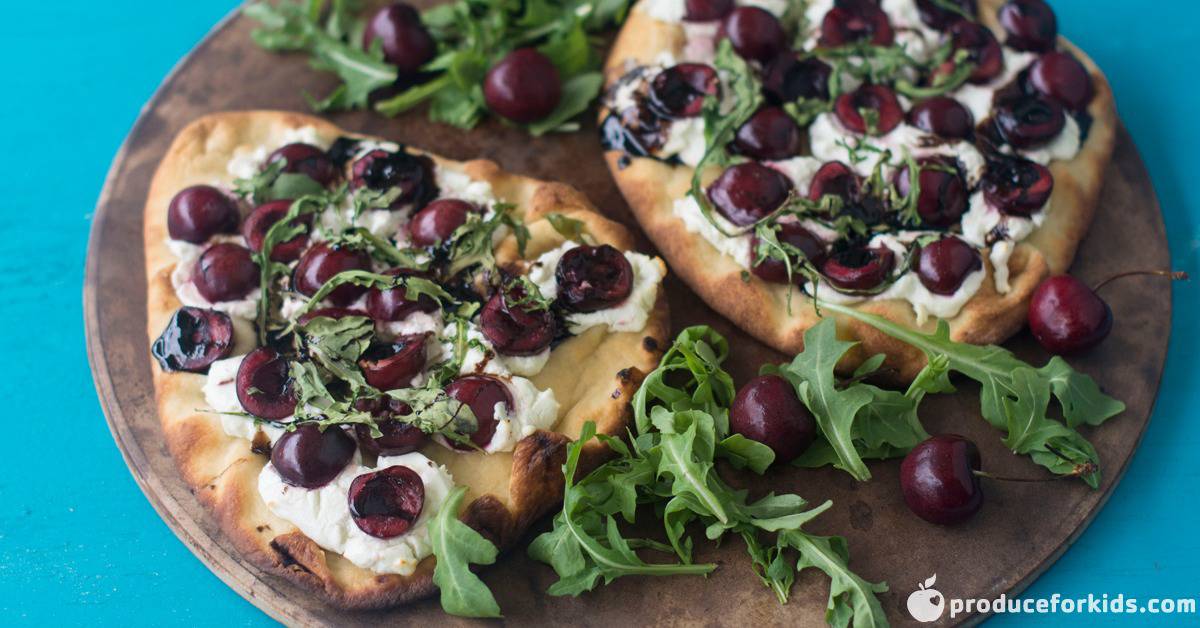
[1029,51,1093,111]
[408,198,475,247]
[807,161,860,203]
[445,375,513,449]
[151,306,234,373]
[994,95,1065,148]
[296,306,370,325]
[706,162,793,227]
[819,1,895,47]
[907,97,974,140]
[730,375,816,464]
[947,19,1003,84]
[555,244,634,312]
[265,143,338,188]
[293,243,373,306]
[366,268,440,321]
[916,237,982,295]
[167,185,240,243]
[750,222,828,284]
[242,200,312,263]
[685,0,733,21]
[193,243,259,303]
[359,333,429,390]
[1028,275,1112,354]
[483,48,562,124]
[733,107,803,160]
[350,149,438,209]
[349,465,425,538]
[649,63,719,119]
[353,398,427,456]
[363,3,436,75]
[762,54,832,103]
[915,0,977,30]
[834,84,902,135]
[271,424,357,489]
[982,156,1053,215]
[479,287,556,356]
[900,434,983,525]
[998,0,1057,52]
[821,246,895,291]
[719,6,787,63]
[894,156,968,227]
[237,347,297,420]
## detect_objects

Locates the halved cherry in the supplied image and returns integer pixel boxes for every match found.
[353,398,427,456]
[750,222,828,284]
[167,185,240,243]
[982,155,1054,215]
[821,246,895,291]
[1029,51,1093,111]
[271,424,356,489]
[366,268,440,321]
[993,94,1065,148]
[242,199,312,263]
[907,96,974,140]
[237,347,297,420]
[193,242,259,303]
[483,48,562,124]
[555,244,635,312]
[762,54,832,103]
[718,7,787,63]
[684,0,733,21]
[297,307,371,325]
[151,306,234,373]
[292,243,373,306]
[358,333,429,390]
[733,106,803,160]
[819,0,894,47]
[998,0,1057,52]
[947,19,1003,84]
[408,198,475,247]
[363,3,436,75]
[350,149,438,209]
[916,237,982,295]
[706,162,793,227]
[807,161,860,203]
[915,0,977,30]
[445,374,513,450]
[649,63,719,119]
[265,143,339,188]
[834,84,902,135]
[479,286,556,356]
[893,156,968,227]
[349,465,426,538]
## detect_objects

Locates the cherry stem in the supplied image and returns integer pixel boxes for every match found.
[973,469,1079,483]
[1093,269,1189,293]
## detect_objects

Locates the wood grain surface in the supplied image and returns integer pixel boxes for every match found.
[84,6,1172,627]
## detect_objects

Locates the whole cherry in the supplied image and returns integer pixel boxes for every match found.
[730,375,816,464]
[900,434,983,525]
[483,48,561,123]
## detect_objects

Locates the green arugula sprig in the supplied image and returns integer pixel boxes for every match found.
[818,302,1125,487]
[288,269,452,324]
[530,326,889,626]
[246,0,629,135]
[429,486,503,617]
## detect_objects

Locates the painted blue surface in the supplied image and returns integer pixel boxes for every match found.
[0,1,1193,625]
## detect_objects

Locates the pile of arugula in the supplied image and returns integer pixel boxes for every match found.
[245,0,630,134]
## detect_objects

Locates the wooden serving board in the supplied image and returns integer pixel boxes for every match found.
[84,6,1172,626]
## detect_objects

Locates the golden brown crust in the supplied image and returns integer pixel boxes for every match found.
[601,0,1117,380]
[144,111,669,609]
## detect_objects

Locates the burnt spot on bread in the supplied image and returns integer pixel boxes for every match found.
[270,539,316,576]
[617,368,633,383]
[642,336,660,352]
[250,431,272,456]
[256,524,271,533]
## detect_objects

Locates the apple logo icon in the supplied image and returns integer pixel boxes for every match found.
[907,574,945,623]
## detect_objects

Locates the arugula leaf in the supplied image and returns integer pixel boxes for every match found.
[232,159,327,205]
[251,194,332,344]
[784,531,889,628]
[545,212,589,243]
[299,314,374,391]
[447,202,530,276]
[527,72,605,136]
[290,269,451,322]
[819,302,1124,487]
[430,486,502,618]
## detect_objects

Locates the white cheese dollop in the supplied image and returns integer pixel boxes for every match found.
[659,116,708,167]
[257,451,455,576]
[226,126,327,180]
[809,115,986,184]
[170,255,260,320]
[203,354,287,443]
[672,195,754,269]
[1017,114,1082,165]
[481,376,560,453]
[527,242,665,334]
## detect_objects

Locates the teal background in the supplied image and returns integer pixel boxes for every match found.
[1,1,1194,625]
